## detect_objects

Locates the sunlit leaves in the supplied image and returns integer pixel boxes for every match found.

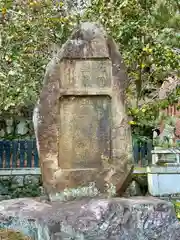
[0,0,179,134]
[84,0,179,135]
[0,0,76,114]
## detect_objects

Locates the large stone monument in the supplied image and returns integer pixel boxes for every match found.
[33,22,133,200]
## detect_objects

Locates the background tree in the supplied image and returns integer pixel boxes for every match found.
[0,0,179,139]
[0,0,76,115]
[84,0,180,138]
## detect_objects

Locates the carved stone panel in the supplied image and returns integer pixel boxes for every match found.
[60,60,112,89]
[59,96,111,169]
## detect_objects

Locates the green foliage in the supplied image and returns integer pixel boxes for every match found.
[172,200,180,220]
[10,183,41,198]
[0,176,41,198]
[0,0,76,115]
[84,0,180,133]
[0,0,179,133]
[129,85,180,136]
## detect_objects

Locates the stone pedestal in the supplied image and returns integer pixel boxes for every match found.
[0,197,180,239]
[147,166,180,196]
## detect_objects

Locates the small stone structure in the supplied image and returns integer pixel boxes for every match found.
[33,22,133,199]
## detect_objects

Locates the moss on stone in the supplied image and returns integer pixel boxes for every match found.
[0,229,31,240]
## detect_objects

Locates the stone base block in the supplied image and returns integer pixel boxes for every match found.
[0,197,180,239]
[147,166,180,196]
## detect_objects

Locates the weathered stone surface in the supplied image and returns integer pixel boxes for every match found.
[33,21,133,197]
[12,176,24,186]
[24,175,40,185]
[0,198,51,238]
[0,197,180,239]
[116,165,134,196]
[124,180,142,197]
